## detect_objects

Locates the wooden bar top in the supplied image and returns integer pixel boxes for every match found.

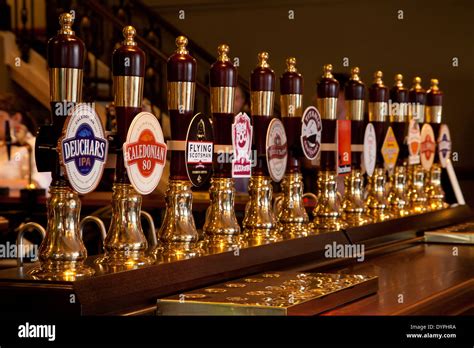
[319,243,474,315]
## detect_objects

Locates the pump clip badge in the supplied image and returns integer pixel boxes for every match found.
[300,106,322,160]
[363,123,376,177]
[381,126,400,173]
[60,103,108,194]
[232,112,252,178]
[124,112,167,195]
[407,119,421,165]
[420,123,436,171]
[266,118,288,182]
[186,113,214,187]
[438,124,451,168]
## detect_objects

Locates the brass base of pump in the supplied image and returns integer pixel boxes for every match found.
[96,183,153,269]
[243,175,281,246]
[407,165,428,214]
[426,163,448,211]
[203,177,243,253]
[153,179,203,262]
[342,169,373,227]
[313,171,347,232]
[388,166,410,218]
[366,167,394,223]
[28,185,94,281]
[277,172,311,238]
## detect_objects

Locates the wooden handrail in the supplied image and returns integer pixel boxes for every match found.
[85,0,209,95]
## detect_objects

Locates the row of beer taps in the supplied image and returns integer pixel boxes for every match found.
[15,13,448,281]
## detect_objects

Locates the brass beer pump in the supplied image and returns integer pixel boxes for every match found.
[242,52,281,245]
[203,44,242,252]
[312,64,347,232]
[154,36,202,260]
[23,13,94,280]
[277,58,311,238]
[387,74,410,217]
[365,71,393,222]
[425,79,447,210]
[342,67,372,226]
[96,26,153,268]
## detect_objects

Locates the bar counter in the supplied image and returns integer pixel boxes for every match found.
[0,205,471,316]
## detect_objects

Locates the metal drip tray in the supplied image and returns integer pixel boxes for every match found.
[424,221,474,244]
[157,271,378,316]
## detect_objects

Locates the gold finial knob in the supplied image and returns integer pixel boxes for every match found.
[395,74,403,88]
[430,78,439,91]
[374,70,383,85]
[58,12,74,35]
[258,51,270,68]
[323,64,333,78]
[217,44,230,62]
[286,57,297,72]
[351,67,360,81]
[412,76,422,89]
[176,36,189,54]
[122,25,137,46]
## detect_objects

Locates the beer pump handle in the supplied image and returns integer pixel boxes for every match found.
[167,36,197,180]
[209,44,237,177]
[389,74,409,163]
[368,70,389,166]
[250,52,275,176]
[345,67,365,168]
[112,25,145,183]
[316,64,339,171]
[280,57,303,172]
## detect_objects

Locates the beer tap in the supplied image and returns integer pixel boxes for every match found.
[365,71,393,222]
[387,74,410,217]
[312,64,347,232]
[342,67,372,226]
[96,26,153,268]
[277,57,311,238]
[242,52,281,245]
[154,36,202,260]
[425,79,447,210]
[24,13,95,280]
[203,44,242,252]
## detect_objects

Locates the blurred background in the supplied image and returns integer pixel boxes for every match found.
[0,0,473,203]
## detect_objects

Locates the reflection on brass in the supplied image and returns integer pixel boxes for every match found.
[96,183,153,268]
[387,166,410,217]
[113,76,144,108]
[28,185,94,281]
[345,100,364,121]
[425,106,442,124]
[243,176,281,245]
[365,167,393,222]
[342,169,372,226]
[168,81,195,111]
[210,87,235,114]
[425,163,447,210]
[257,51,270,68]
[280,94,303,117]
[203,177,243,253]
[317,98,337,120]
[407,165,428,214]
[50,68,83,103]
[250,91,274,117]
[217,44,230,62]
[368,102,388,122]
[153,179,203,261]
[312,171,347,232]
[157,271,378,316]
[277,172,311,238]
